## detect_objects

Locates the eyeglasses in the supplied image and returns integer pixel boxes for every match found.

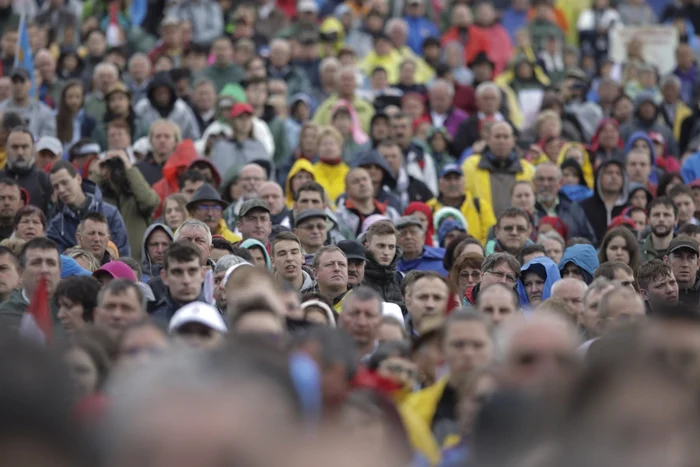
[460,271,481,280]
[485,269,518,284]
[501,225,528,233]
[196,204,222,213]
[300,223,326,231]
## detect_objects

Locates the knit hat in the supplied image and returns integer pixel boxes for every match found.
[438,219,467,248]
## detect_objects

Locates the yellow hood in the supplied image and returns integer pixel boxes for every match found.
[557,142,594,188]
[285,159,317,208]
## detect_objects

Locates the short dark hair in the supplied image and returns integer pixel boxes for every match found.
[669,184,694,202]
[647,196,678,217]
[272,231,302,255]
[106,118,132,136]
[678,224,700,236]
[497,207,531,227]
[97,278,145,310]
[293,181,325,202]
[54,276,102,322]
[212,237,235,254]
[593,261,634,281]
[178,170,205,190]
[7,126,33,142]
[163,241,204,270]
[367,341,411,371]
[50,159,78,177]
[78,211,108,231]
[230,247,254,263]
[19,237,59,269]
[0,177,20,191]
[637,259,674,291]
[519,244,546,264]
[2,111,24,132]
[13,205,47,231]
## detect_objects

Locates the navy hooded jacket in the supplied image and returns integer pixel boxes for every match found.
[348,149,402,211]
[517,256,561,310]
[558,244,600,284]
[46,179,131,257]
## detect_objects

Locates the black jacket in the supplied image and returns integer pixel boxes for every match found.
[579,159,629,246]
[679,275,700,309]
[534,191,597,244]
[0,164,52,216]
[362,251,405,311]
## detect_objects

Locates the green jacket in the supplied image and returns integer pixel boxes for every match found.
[640,235,665,264]
[267,116,290,166]
[84,92,107,122]
[529,18,564,53]
[91,166,160,262]
[0,289,27,332]
[198,64,245,93]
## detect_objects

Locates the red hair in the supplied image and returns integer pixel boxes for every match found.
[404,202,434,246]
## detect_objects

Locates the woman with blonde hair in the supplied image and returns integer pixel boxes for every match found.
[162,194,188,232]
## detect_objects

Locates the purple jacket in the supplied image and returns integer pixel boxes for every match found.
[435,107,469,139]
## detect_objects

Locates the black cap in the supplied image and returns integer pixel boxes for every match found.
[668,237,700,256]
[338,240,366,262]
[186,183,229,211]
[422,36,440,49]
[294,209,328,227]
[9,68,30,81]
[239,199,270,218]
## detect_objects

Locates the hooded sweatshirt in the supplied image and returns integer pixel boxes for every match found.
[557,142,594,188]
[141,223,174,283]
[516,256,561,310]
[620,92,678,157]
[134,72,200,141]
[152,139,199,219]
[579,159,630,245]
[352,149,402,212]
[433,207,468,240]
[362,250,405,310]
[285,158,317,208]
[558,244,600,284]
[623,131,660,190]
[240,238,272,270]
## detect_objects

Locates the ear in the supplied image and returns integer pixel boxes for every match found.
[236,220,242,231]
[663,255,669,264]
[75,173,82,185]
[640,288,648,301]
[160,268,167,285]
[313,268,319,281]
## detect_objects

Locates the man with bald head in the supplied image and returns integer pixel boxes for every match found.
[498,312,581,391]
[226,163,268,228]
[314,65,375,133]
[551,278,588,320]
[267,38,310,96]
[477,282,520,327]
[533,162,596,242]
[463,121,535,221]
[34,49,62,109]
[259,181,290,228]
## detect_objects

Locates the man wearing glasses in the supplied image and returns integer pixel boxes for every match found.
[186,183,241,244]
[465,252,520,307]
[492,207,533,257]
[293,209,329,265]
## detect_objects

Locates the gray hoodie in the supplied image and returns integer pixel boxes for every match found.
[0,99,56,138]
[141,223,174,283]
[209,138,272,176]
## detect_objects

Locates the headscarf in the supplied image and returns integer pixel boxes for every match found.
[331,99,369,145]
[404,202,434,246]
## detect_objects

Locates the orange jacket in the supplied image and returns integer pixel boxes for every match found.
[152,139,198,219]
[440,26,491,67]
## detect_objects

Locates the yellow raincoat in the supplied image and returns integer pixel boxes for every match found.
[285,159,317,208]
[403,378,461,450]
[314,160,350,205]
[557,142,594,188]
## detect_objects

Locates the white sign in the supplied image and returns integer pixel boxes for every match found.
[609,26,679,75]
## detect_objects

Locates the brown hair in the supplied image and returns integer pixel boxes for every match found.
[107,118,132,136]
[271,231,302,255]
[450,252,485,290]
[56,80,84,144]
[598,227,641,273]
[637,259,674,291]
[365,220,398,244]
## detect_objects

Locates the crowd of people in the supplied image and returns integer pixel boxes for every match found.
[3,0,700,465]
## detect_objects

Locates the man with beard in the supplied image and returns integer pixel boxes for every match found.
[0,178,24,240]
[580,159,630,243]
[638,260,680,315]
[533,163,596,242]
[338,240,366,287]
[664,237,700,308]
[362,220,404,310]
[0,128,52,216]
[641,197,677,262]
[186,184,241,244]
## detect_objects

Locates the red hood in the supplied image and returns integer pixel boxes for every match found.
[589,118,623,152]
[162,139,199,187]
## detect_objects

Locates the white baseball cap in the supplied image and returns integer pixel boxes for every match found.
[36,136,63,156]
[382,302,404,325]
[168,301,228,334]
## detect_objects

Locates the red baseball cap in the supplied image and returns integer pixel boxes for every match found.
[230,102,254,118]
